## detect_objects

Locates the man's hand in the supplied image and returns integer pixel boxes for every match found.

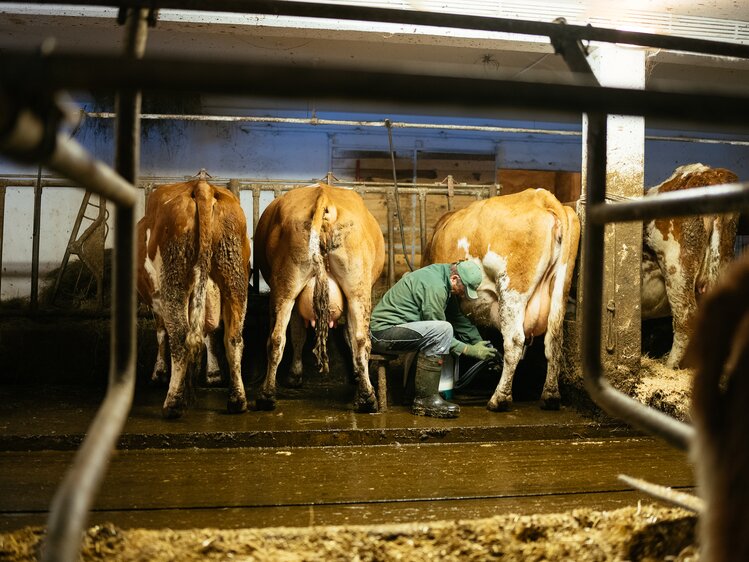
[462,340,499,361]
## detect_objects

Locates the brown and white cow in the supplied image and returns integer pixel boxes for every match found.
[137,175,251,418]
[423,188,580,411]
[641,163,739,368]
[683,251,749,562]
[253,182,385,412]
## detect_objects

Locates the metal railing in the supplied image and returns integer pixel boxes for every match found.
[1,2,749,560]
[0,175,494,308]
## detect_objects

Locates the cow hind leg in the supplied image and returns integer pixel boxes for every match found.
[204,330,223,387]
[538,272,568,410]
[151,314,169,386]
[258,298,296,410]
[162,321,190,419]
[286,309,306,388]
[488,318,525,412]
[345,296,377,413]
[540,314,563,411]
[222,298,248,414]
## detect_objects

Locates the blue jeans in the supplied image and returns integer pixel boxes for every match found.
[370,320,453,358]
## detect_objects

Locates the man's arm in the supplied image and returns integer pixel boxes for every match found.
[445,297,483,354]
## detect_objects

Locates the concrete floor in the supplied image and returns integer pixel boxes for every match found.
[0,381,694,532]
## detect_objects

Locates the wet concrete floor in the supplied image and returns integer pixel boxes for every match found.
[0,382,694,532]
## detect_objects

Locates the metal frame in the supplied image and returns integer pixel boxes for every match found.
[1,3,749,560]
[0,174,492,306]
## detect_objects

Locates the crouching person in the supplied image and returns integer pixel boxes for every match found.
[369,261,498,418]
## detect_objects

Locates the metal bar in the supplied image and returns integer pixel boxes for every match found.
[4,55,749,127]
[588,181,749,224]
[0,184,5,299]
[0,125,136,210]
[252,184,261,293]
[27,0,749,60]
[618,474,704,513]
[41,8,147,562]
[419,189,427,261]
[386,190,395,288]
[581,113,694,452]
[549,21,600,87]
[87,112,749,147]
[30,164,43,311]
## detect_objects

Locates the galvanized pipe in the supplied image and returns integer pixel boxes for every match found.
[588,181,749,224]
[29,0,749,60]
[87,112,749,147]
[5,55,749,128]
[0,185,5,299]
[0,109,137,208]
[581,113,695,452]
[41,8,147,562]
[30,164,43,311]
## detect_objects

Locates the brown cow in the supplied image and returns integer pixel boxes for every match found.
[253,182,385,412]
[641,163,739,368]
[137,175,251,418]
[423,188,580,411]
[684,250,749,562]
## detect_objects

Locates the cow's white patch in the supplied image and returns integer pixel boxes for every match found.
[456,237,471,259]
[482,250,508,292]
[706,220,722,284]
[143,233,164,315]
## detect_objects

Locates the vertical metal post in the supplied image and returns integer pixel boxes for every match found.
[419,188,427,263]
[582,113,607,384]
[386,189,395,287]
[41,8,148,562]
[581,112,693,451]
[252,184,261,293]
[0,183,6,300]
[228,178,240,198]
[446,174,454,211]
[30,166,43,310]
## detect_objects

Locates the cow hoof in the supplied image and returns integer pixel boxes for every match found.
[227,396,248,414]
[541,397,561,411]
[206,370,223,387]
[150,371,169,386]
[162,404,185,419]
[284,373,303,388]
[255,395,277,411]
[487,399,511,412]
[355,393,378,414]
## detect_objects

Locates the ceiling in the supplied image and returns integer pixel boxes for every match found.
[1,1,749,121]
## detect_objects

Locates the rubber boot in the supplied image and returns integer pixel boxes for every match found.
[412,354,460,418]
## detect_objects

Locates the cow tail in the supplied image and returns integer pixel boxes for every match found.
[311,191,333,374]
[187,181,214,368]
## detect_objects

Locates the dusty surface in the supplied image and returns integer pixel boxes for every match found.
[0,504,698,561]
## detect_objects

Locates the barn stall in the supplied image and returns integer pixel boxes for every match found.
[1,1,749,560]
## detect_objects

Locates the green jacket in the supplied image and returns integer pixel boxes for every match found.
[370,263,482,355]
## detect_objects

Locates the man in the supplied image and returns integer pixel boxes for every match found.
[369,260,498,418]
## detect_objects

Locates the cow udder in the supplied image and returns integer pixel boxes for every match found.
[296,277,345,328]
[524,282,552,338]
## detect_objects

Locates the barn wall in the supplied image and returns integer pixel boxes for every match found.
[1,104,749,303]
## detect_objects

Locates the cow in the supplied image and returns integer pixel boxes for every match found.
[683,251,749,562]
[253,182,385,412]
[422,187,580,412]
[641,163,739,368]
[137,173,251,418]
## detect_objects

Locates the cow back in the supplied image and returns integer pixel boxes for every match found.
[254,183,385,289]
[424,188,575,292]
